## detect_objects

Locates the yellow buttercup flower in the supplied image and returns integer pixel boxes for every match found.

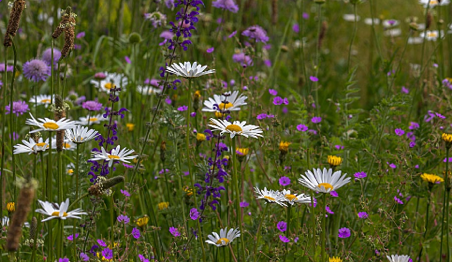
[158,202,169,210]
[328,155,342,167]
[126,123,135,131]
[136,215,149,227]
[421,173,444,184]
[279,141,291,154]
[197,133,206,142]
[329,257,342,262]
[7,202,15,213]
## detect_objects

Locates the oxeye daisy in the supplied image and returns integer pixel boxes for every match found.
[89,145,137,167]
[419,0,449,8]
[29,95,54,107]
[35,198,87,222]
[298,168,351,193]
[90,72,128,93]
[202,91,247,112]
[208,118,263,139]
[254,187,287,207]
[136,85,162,95]
[166,62,215,78]
[26,113,77,133]
[51,138,76,151]
[386,254,411,262]
[420,30,442,41]
[65,125,99,144]
[205,228,240,247]
[13,137,49,155]
[281,189,311,205]
[77,114,108,126]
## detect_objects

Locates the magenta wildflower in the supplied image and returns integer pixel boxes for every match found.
[334,145,344,150]
[242,25,269,43]
[273,96,284,105]
[326,206,334,215]
[139,254,150,262]
[23,59,51,82]
[330,191,338,197]
[292,23,300,33]
[279,176,291,186]
[125,56,131,64]
[82,100,103,111]
[409,122,419,130]
[303,12,309,19]
[159,31,174,46]
[232,53,253,67]
[394,196,404,204]
[269,89,278,96]
[310,76,319,82]
[80,253,89,261]
[279,235,290,242]
[354,172,367,179]
[59,258,69,262]
[132,227,141,239]
[297,124,308,132]
[94,72,106,79]
[402,86,409,94]
[213,0,239,12]
[117,215,130,224]
[240,201,249,208]
[277,221,287,232]
[309,197,317,207]
[388,163,397,169]
[207,47,214,53]
[67,233,79,241]
[228,31,237,38]
[190,208,200,220]
[311,116,322,123]
[169,227,181,237]
[0,64,13,72]
[177,105,188,111]
[76,31,85,38]
[257,113,268,120]
[120,189,131,197]
[358,212,368,219]
[394,128,405,136]
[338,227,351,238]
[97,239,107,247]
[6,101,29,116]
[102,248,113,259]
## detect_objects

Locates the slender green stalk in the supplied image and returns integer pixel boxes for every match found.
[284,205,291,262]
[347,3,358,71]
[1,47,8,224]
[9,37,18,197]
[73,144,80,258]
[232,138,246,260]
[254,203,269,262]
[440,147,450,261]
[314,3,322,115]
[321,194,327,261]
[417,187,432,260]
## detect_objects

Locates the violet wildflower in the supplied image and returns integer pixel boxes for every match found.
[273,96,284,105]
[358,212,368,219]
[169,227,181,237]
[279,176,291,186]
[59,258,69,262]
[41,48,62,66]
[159,30,174,46]
[279,235,290,242]
[308,129,318,135]
[242,25,269,43]
[303,12,309,19]
[257,113,268,120]
[67,233,79,241]
[409,122,419,130]
[207,47,214,53]
[297,124,308,132]
[76,31,85,38]
[264,60,272,67]
[240,201,249,207]
[102,248,113,260]
[326,206,334,215]
[232,52,253,67]
[139,254,150,262]
[310,76,319,82]
[177,105,188,111]
[97,239,106,247]
[269,89,278,96]
[120,189,131,197]
[23,59,51,82]
[124,56,131,64]
[80,253,89,261]
[213,0,239,12]
[388,163,397,169]
[82,100,103,111]
[394,128,405,136]
[354,172,367,179]
[335,145,344,150]
[190,208,200,220]
[330,191,338,197]
[132,227,140,239]
[311,116,322,123]
[294,237,299,242]
[117,215,130,224]
[338,227,351,238]
[277,221,287,232]
[292,23,300,33]
[394,196,404,204]
[401,86,409,94]
[0,64,13,72]
[5,101,29,116]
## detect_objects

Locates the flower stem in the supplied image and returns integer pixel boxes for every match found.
[321,193,327,261]
[440,147,450,261]
[232,138,246,260]
[0,48,8,225]
[9,36,18,197]
[73,144,80,259]
[417,187,431,260]
[254,203,269,262]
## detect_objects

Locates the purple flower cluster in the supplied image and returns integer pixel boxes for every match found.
[256,113,275,120]
[117,214,130,224]
[190,208,200,220]
[23,59,51,82]
[232,53,253,67]
[242,25,269,43]
[442,78,452,89]
[212,0,239,13]
[273,96,289,105]
[425,110,446,122]
[311,116,322,123]
[0,64,13,72]
[5,101,29,116]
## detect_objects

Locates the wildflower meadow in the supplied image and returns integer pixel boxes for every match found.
[1,0,452,261]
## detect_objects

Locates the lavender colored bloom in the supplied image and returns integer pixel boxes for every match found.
[269,89,278,96]
[277,221,287,232]
[310,76,319,82]
[97,239,107,247]
[212,0,239,13]
[125,56,131,64]
[23,59,51,82]
[165,0,175,9]
[102,248,113,259]
[297,124,308,132]
[311,116,322,123]
[76,32,85,38]
[358,212,368,219]
[303,12,309,19]
[444,157,452,163]
[409,122,419,130]
[279,176,291,186]
[139,254,150,262]
[94,72,106,79]
[132,227,141,239]
[0,64,13,72]
[330,191,338,197]
[338,227,351,238]
[82,100,103,111]
[232,53,253,67]
[190,208,200,220]
[240,201,249,207]
[401,86,409,94]
[326,206,334,215]
[273,96,284,105]
[334,145,344,150]
[42,48,62,66]
[207,47,214,53]
[283,98,289,105]
[120,189,131,197]
[169,227,181,237]
[242,25,269,43]
[409,141,416,148]
[279,235,290,242]
[354,172,367,179]
[308,129,317,135]
[67,233,79,241]
[394,128,405,136]
[59,258,69,262]
[257,113,268,120]
[309,197,317,207]
[5,101,29,116]
[292,23,300,33]
[388,163,397,169]
[394,196,404,204]
[117,215,130,224]
[177,105,188,111]
[80,253,89,261]
[228,31,237,38]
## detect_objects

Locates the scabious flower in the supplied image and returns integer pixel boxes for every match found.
[338,227,351,238]
[242,25,269,43]
[279,235,290,243]
[277,221,287,232]
[358,212,368,219]
[41,48,61,66]
[23,59,51,82]
[279,176,291,186]
[213,0,239,12]
[169,227,181,237]
[117,215,130,224]
[132,228,140,239]
[206,228,240,247]
[232,52,253,67]
[6,101,29,116]
[190,208,200,220]
[82,100,103,111]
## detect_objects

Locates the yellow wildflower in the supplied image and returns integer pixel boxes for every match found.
[126,123,135,131]
[7,202,15,213]
[421,173,444,184]
[328,155,342,167]
[158,202,169,210]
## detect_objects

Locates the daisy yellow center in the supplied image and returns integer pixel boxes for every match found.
[104,83,115,89]
[67,169,74,174]
[219,102,233,110]
[108,155,120,160]
[41,99,51,103]
[318,183,334,190]
[430,0,438,4]
[285,194,298,201]
[51,211,68,217]
[226,124,242,132]
[89,117,98,122]
[216,238,230,245]
[36,142,47,147]
[43,122,59,130]
[64,143,71,148]
[428,32,438,38]
[264,195,275,201]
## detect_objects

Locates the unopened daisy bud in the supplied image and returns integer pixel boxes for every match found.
[29,217,37,241]
[279,141,291,155]
[7,181,36,251]
[236,148,249,162]
[7,202,15,213]
[129,32,142,44]
[126,123,135,132]
[409,22,419,31]
[328,155,342,167]
[157,202,169,210]
[426,12,433,30]
[3,0,26,47]
[136,215,149,227]
[160,141,166,163]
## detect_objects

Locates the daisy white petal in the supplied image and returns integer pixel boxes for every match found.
[166,62,215,78]
[205,227,240,247]
[299,168,351,193]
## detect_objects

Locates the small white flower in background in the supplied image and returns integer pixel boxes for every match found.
[382,19,399,28]
[209,119,263,139]
[364,18,380,25]
[384,28,402,37]
[90,72,128,93]
[65,125,99,144]
[77,114,108,126]
[166,62,215,78]
[26,113,77,133]
[419,0,450,8]
[205,228,241,247]
[36,198,87,222]
[408,37,423,45]
[51,138,76,151]
[298,168,351,193]
[386,254,411,262]
[254,187,287,207]
[13,137,50,155]
[281,189,312,205]
[136,85,162,95]
[420,30,443,41]
[29,95,54,107]
[343,14,360,22]
[89,145,137,167]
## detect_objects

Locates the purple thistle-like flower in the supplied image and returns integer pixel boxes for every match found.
[311,116,322,123]
[0,64,13,72]
[354,172,367,179]
[277,221,287,232]
[6,101,29,116]
[242,25,269,43]
[23,59,51,82]
[117,215,130,224]
[240,201,249,207]
[102,248,113,260]
[279,235,290,242]
[82,100,103,111]
[132,227,141,239]
[279,176,291,186]
[338,227,351,238]
[212,0,239,12]
[190,208,200,220]
[297,124,308,132]
[394,128,405,136]
[169,227,181,237]
[42,48,62,66]
[358,212,368,219]
[80,253,90,261]
[232,53,253,67]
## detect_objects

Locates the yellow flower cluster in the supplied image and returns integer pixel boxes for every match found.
[158,202,169,210]
[328,155,343,167]
[236,148,249,156]
[196,133,206,142]
[7,202,15,212]
[279,141,291,153]
[184,186,194,196]
[442,133,452,144]
[421,173,444,184]
[329,257,342,262]
[136,215,149,227]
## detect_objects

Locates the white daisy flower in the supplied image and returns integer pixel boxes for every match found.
[35,198,87,222]
[205,228,241,247]
[29,95,54,107]
[419,0,449,8]
[90,72,128,93]
[384,28,402,37]
[26,113,77,133]
[166,62,215,78]
[382,19,399,28]
[13,137,50,154]
[408,37,423,45]
[65,125,99,144]
[364,18,380,25]
[208,119,263,139]
[342,14,360,22]
[420,30,443,41]
[66,163,75,175]
[51,138,76,151]
[254,187,287,207]
[136,85,162,95]
[77,114,108,126]
[298,168,351,193]
[2,216,9,227]
[281,189,312,205]
[89,145,137,167]
[386,255,411,262]
[202,91,247,112]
